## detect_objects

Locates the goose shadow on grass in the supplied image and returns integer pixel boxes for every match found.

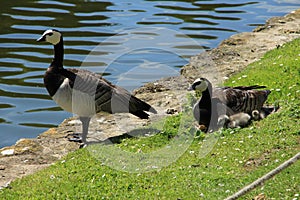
[87,127,161,145]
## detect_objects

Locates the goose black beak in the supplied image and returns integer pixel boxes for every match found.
[36,36,45,42]
[187,85,193,91]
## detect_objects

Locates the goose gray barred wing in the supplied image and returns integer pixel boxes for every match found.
[64,68,106,95]
[64,68,156,118]
[213,87,271,114]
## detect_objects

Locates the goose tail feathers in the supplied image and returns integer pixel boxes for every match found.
[128,95,157,119]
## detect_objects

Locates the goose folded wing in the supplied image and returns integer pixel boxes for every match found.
[213,87,271,113]
[62,68,115,113]
[64,68,156,117]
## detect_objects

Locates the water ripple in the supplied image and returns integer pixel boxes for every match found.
[12,6,70,14]
[37,0,76,7]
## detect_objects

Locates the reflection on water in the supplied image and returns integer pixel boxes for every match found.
[0,0,299,147]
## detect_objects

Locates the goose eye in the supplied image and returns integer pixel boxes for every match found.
[47,33,53,36]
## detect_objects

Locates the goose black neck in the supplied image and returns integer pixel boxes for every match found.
[52,37,64,68]
[204,81,212,98]
[200,82,212,107]
[202,88,211,99]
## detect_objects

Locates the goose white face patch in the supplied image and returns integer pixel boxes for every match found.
[193,78,208,92]
[42,29,62,45]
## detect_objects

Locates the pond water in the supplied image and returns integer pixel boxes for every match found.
[0,0,299,148]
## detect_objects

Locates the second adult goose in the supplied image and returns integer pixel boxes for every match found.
[188,77,271,131]
[37,29,157,144]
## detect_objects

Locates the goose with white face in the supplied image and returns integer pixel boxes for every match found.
[36,29,157,144]
[37,29,62,45]
[188,78,209,92]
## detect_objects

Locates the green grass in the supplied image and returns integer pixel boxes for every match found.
[1,39,300,199]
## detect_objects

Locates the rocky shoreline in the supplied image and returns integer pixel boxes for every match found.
[1,9,300,188]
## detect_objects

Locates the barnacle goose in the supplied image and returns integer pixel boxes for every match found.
[37,29,157,144]
[188,77,271,132]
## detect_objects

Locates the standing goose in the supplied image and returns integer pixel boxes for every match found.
[37,29,157,144]
[188,77,271,131]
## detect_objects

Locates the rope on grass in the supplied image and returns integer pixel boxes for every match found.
[225,152,300,200]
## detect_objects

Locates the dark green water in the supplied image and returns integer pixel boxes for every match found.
[0,0,299,147]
